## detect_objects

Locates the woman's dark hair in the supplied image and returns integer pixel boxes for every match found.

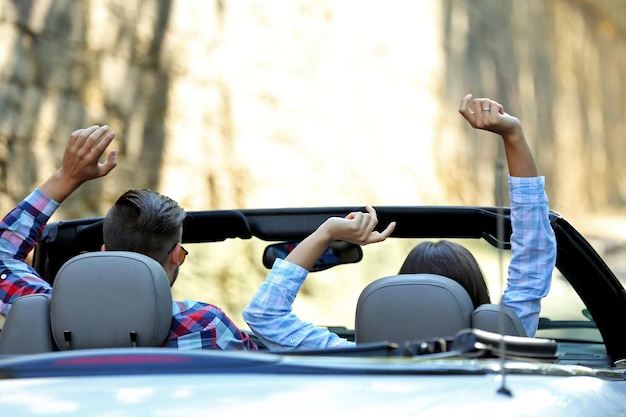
[103,189,186,264]
[398,240,490,308]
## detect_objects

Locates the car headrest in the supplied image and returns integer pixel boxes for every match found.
[472,303,527,337]
[50,251,173,350]
[355,273,474,344]
[0,293,55,354]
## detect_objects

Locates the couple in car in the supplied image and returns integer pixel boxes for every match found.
[0,94,555,351]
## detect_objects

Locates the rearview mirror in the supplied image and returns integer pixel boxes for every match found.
[263,241,363,272]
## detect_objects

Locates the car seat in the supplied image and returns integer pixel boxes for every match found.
[472,303,527,337]
[354,273,526,345]
[0,293,55,354]
[0,251,173,354]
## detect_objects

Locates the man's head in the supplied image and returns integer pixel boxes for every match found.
[102,189,186,285]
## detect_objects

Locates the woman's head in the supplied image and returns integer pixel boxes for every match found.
[398,240,490,308]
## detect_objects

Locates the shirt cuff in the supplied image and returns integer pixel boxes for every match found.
[30,188,61,218]
[266,258,309,293]
[509,176,548,205]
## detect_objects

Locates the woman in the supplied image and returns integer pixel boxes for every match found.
[243,93,556,349]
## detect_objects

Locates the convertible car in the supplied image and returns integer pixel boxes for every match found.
[0,205,625,415]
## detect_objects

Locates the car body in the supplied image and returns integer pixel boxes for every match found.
[1,205,626,415]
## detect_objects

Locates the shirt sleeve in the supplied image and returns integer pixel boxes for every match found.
[242,258,353,351]
[164,300,258,351]
[502,176,557,337]
[0,189,58,315]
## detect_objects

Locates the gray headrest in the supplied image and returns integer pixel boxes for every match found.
[355,273,474,344]
[0,293,54,354]
[50,251,173,350]
[472,303,527,337]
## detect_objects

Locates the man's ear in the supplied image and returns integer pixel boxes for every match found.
[167,244,180,267]
[100,244,106,252]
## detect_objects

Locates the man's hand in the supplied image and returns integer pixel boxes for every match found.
[40,125,117,202]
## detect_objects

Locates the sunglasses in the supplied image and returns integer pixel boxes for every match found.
[168,243,189,265]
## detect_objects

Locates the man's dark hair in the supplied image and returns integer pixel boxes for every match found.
[103,189,186,265]
[398,240,491,308]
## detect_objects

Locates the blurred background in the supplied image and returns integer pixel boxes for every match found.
[1,0,626,327]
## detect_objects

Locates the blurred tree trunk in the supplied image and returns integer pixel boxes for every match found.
[439,0,626,216]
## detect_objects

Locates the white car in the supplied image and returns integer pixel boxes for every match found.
[1,205,625,416]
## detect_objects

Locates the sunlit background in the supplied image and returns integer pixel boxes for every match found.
[1,0,626,329]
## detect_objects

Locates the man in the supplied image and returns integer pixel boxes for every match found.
[0,125,256,350]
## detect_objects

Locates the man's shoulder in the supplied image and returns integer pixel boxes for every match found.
[172,299,226,316]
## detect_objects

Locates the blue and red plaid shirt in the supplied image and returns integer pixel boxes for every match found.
[0,188,256,351]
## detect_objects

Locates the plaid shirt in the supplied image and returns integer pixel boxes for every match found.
[243,176,557,350]
[0,189,256,351]
[165,300,256,350]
